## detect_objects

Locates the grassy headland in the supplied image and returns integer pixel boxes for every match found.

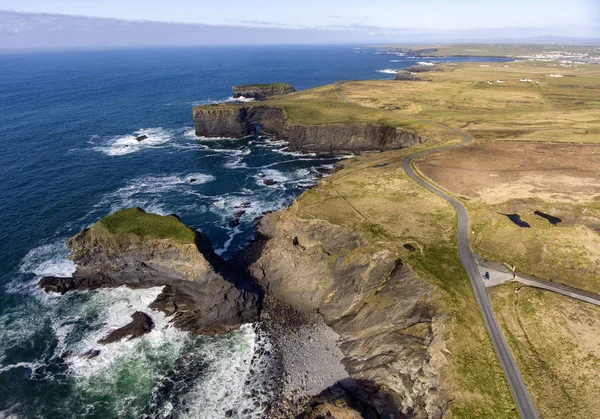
[94,207,196,243]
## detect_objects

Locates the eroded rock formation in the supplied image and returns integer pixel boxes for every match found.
[240,205,451,418]
[232,83,295,100]
[193,105,426,154]
[39,208,260,335]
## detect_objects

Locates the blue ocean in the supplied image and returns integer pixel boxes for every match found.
[0,45,508,417]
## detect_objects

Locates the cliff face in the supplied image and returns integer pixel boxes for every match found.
[243,205,451,418]
[193,106,426,154]
[285,122,424,154]
[193,106,287,138]
[39,208,260,335]
[233,83,295,100]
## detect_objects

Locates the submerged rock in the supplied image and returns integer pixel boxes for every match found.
[98,311,154,344]
[81,349,101,359]
[39,207,261,335]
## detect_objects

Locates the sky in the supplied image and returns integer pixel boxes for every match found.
[1,0,599,50]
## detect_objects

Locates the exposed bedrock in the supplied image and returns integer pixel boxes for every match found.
[98,311,154,344]
[193,105,426,154]
[39,208,260,335]
[239,206,451,418]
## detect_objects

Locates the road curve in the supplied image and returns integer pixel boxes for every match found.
[335,82,539,419]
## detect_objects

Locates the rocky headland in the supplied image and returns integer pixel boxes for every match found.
[233,83,296,100]
[193,105,426,154]
[40,195,452,417]
[240,203,451,418]
[39,207,260,335]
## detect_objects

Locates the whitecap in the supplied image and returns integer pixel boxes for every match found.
[184,173,217,184]
[215,225,242,256]
[225,95,256,103]
[417,61,436,66]
[94,173,214,215]
[376,69,399,74]
[223,157,248,169]
[19,240,75,278]
[274,147,316,157]
[93,127,174,156]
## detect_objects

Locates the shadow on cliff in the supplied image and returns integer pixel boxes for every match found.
[299,378,403,419]
[196,229,265,305]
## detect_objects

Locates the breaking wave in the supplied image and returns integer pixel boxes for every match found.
[93,128,174,156]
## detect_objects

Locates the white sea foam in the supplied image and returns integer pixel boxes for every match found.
[177,324,258,418]
[95,173,214,215]
[225,95,256,103]
[93,127,174,156]
[389,59,403,62]
[417,61,436,66]
[215,225,242,256]
[223,157,248,169]
[184,173,217,184]
[376,69,399,74]
[19,240,75,278]
[274,147,316,157]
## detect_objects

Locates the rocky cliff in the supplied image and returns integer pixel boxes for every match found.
[39,207,260,335]
[233,83,295,100]
[240,204,451,418]
[193,105,426,154]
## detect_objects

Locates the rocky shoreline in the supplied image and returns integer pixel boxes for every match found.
[39,163,450,417]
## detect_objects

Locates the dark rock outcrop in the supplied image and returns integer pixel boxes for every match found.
[405,65,439,73]
[98,311,154,344]
[232,83,295,100]
[193,105,287,138]
[193,106,426,154]
[395,71,415,81]
[39,208,260,335]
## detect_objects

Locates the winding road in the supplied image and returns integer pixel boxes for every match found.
[335,82,539,419]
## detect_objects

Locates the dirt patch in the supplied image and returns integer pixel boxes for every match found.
[417,142,600,204]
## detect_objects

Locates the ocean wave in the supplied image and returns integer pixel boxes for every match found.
[274,147,316,157]
[376,69,399,74]
[223,157,248,169]
[19,240,76,278]
[225,95,256,103]
[94,173,214,215]
[417,61,436,66]
[93,127,174,156]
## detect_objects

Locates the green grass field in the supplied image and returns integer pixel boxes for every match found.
[94,207,196,243]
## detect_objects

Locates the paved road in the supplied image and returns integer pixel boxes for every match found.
[516,275,600,307]
[477,259,600,307]
[335,82,539,419]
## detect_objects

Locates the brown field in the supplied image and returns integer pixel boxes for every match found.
[490,284,600,419]
[415,142,600,293]
[416,142,600,204]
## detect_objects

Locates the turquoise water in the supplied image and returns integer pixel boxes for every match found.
[0,45,509,417]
